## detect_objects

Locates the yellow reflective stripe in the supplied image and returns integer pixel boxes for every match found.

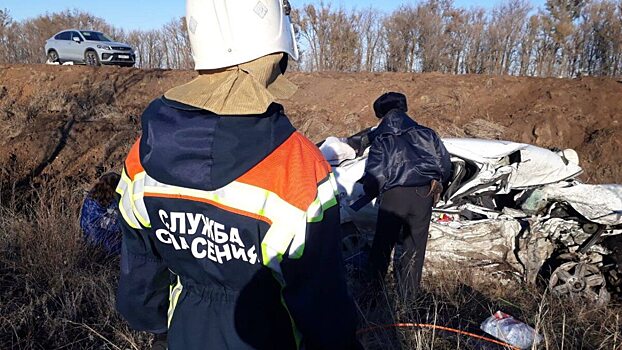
[117,170,141,229]
[262,244,284,281]
[167,276,183,327]
[288,222,307,259]
[262,218,306,265]
[129,172,151,228]
[142,175,308,266]
[140,173,338,265]
[261,197,307,264]
[307,174,339,223]
[143,177,298,222]
[279,280,303,349]
[292,174,339,258]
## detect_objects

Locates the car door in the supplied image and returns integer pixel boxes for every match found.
[66,31,85,62]
[54,31,71,60]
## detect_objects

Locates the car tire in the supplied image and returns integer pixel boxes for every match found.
[84,50,100,66]
[47,50,59,63]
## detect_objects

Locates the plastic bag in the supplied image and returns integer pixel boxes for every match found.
[480,311,543,349]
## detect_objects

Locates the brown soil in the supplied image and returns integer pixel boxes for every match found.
[1,64,621,191]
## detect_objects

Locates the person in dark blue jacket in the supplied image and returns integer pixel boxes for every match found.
[80,172,122,255]
[361,92,452,300]
[114,1,360,349]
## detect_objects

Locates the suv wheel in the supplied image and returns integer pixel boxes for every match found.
[47,50,59,63]
[85,51,100,66]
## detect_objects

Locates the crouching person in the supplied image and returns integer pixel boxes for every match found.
[114,1,361,349]
[361,92,451,300]
[80,172,122,256]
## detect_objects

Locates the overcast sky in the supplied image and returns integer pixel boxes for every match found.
[3,0,547,31]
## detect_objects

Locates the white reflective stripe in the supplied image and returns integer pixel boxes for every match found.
[328,173,340,196]
[167,276,183,327]
[117,170,141,229]
[288,222,307,259]
[262,245,285,284]
[290,175,339,258]
[130,172,151,228]
[259,190,307,264]
[144,176,260,212]
[142,174,309,266]
[143,175,306,224]
[307,175,339,223]
[140,173,339,266]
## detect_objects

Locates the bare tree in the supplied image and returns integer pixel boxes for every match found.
[0,9,13,63]
[1,1,621,78]
[358,7,383,71]
[544,0,586,76]
[383,5,418,72]
[577,0,622,75]
[297,3,362,71]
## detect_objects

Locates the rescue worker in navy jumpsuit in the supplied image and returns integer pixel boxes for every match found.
[114,1,360,349]
[361,92,452,300]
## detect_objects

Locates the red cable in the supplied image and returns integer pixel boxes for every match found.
[357,322,520,350]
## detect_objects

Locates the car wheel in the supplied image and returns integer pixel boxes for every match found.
[549,261,610,306]
[85,51,100,66]
[47,50,59,63]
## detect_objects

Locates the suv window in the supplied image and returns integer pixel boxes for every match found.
[71,31,83,42]
[80,31,112,42]
[55,32,71,40]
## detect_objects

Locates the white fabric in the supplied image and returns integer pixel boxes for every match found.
[319,137,356,166]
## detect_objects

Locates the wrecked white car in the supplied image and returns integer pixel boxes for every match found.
[320,134,622,305]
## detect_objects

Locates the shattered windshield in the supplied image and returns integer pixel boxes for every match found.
[80,31,111,42]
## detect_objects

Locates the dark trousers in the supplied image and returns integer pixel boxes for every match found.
[367,185,434,300]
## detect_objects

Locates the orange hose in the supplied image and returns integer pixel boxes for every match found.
[357,322,521,350]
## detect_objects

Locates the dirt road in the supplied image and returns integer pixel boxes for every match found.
[1,64,621,191]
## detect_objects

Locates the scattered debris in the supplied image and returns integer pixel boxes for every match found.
[480,311,543,349]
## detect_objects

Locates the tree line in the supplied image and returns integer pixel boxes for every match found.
[1,0,621,78]
[0,9,193,70]
[294,0,622,77]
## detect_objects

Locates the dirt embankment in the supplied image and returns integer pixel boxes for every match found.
[1,64,621,191]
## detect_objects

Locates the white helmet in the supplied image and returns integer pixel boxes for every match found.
[186,0,299,70]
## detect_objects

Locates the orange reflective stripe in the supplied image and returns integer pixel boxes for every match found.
[124,138,144,180]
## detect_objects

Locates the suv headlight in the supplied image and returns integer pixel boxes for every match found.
[97,45,112,50]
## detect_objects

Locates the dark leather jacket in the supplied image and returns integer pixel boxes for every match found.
[362,110,452,196]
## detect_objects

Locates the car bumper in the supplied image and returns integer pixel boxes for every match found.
[100,52,136,65]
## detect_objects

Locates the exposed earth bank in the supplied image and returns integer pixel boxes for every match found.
[1,64,621,191]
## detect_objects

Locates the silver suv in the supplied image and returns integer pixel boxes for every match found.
[45,30,135,67]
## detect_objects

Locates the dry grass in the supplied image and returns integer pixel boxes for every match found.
[0,182,151,349]
[354,264,622,349]
[0,183,620,349]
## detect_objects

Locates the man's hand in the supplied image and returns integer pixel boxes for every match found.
[357,174,379,198]
[430,179,443,206]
